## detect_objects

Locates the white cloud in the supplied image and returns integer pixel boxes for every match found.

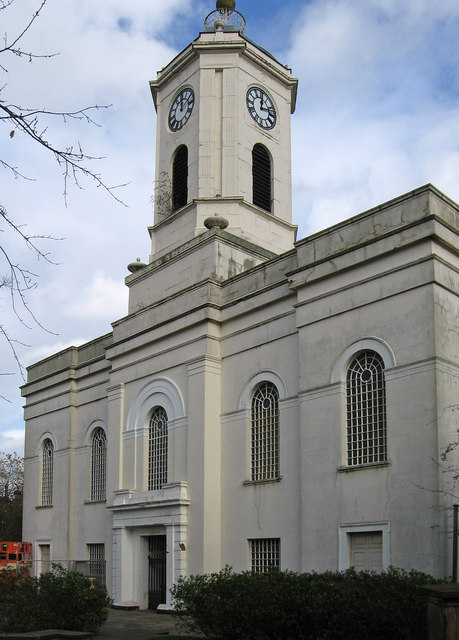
[2,430,27,455]
[289,0,459,236]
[65,271,128,320]
[24,339,92,367]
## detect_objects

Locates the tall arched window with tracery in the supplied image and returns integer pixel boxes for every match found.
[346,351,387,466]
[148,407,168,490]
[251,382,279,481]
[90,427,107,501]
[41,439,54,506]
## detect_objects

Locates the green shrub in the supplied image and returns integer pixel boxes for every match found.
[0,565,111,633]
[171,566,445,640]
[37,565,112,632]
[0,571,42,633]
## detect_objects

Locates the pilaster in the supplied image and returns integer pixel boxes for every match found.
[186,356,222,573]
[107,384,125,495]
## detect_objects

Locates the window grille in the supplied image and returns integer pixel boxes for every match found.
[250,538,280,573]
[252,143,272,212]
[346,351,387,466]
[148,407,168,491]
[251,382,279,481]
[172,145,188,212]
[41,439,54,506]
[90,428,106,501]
[87,543,106,583]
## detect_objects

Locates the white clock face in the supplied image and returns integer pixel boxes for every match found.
[246,87,277,130]
[169,87,195,132]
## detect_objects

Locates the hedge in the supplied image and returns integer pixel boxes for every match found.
[171,566,445,640]
[0,565,111,633]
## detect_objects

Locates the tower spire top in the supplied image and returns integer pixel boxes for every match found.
[205,0,246,34]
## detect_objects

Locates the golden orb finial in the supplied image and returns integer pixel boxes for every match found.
[205,0,245,34]
[216,0,236,10]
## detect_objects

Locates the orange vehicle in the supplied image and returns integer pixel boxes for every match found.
[0,542,33,576]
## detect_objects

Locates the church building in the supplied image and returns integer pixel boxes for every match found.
[22,1,459,610]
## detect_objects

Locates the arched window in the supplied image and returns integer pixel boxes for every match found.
[346,351,387,466]
[252,143,272,213]
[148,407,168,490]
[251,382,279,481]
[172,145,188,212]
[41,439,54,506]
[90,428,107,501]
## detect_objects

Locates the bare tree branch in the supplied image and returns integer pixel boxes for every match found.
[0,204,60,382]
[1,0,128,203]
[1,103,129,204]
[0,450,23,495]
[0,0,128,392]
[0,2,16,12]
[0,0,56,65]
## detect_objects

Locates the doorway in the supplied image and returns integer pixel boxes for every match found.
[38,544,50,575]
[148,535,166,609]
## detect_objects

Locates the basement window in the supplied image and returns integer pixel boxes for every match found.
[249,538,280,573]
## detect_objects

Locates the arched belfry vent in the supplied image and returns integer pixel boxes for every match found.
[205,0,246,34]
[252,143,272,213]
[172,145,188,212]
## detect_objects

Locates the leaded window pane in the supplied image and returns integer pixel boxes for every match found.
[346,351,387,466]
[251,382,279,481]
[250,538,280,573]
[91,428,106,501]
[148,407,168,491]
[41,439,54,506]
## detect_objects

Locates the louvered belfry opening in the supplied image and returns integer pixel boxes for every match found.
[172,145,188,212]
[252,143,272,213]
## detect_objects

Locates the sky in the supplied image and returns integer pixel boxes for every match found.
[1,0,459,456]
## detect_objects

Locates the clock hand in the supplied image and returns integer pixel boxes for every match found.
[259,96,269,114]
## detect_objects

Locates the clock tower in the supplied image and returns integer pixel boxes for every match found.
[127,2,298,312]
[148,1,298,260]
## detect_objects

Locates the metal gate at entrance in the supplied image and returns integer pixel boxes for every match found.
[148,535,166,609]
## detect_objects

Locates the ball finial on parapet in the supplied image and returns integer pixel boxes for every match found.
[216,0,236,10]
[205,0,245,34]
